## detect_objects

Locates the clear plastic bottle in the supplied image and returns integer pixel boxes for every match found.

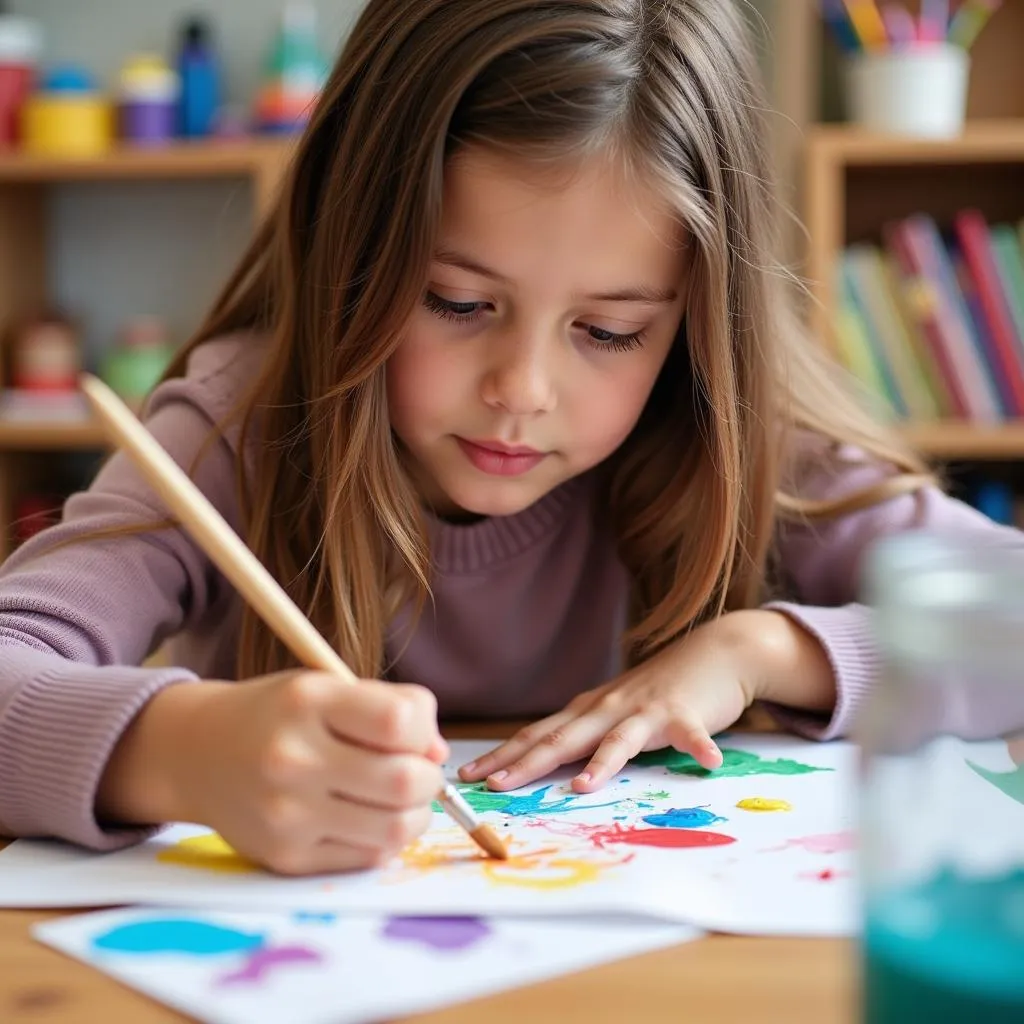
[860,533,1024,1023]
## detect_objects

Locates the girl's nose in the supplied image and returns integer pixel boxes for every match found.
[481,334,557,416]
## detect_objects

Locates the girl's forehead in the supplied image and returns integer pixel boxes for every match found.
[438,146,688,276]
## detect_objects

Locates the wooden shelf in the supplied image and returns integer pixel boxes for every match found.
[0,139,294,183]
[0,418,108,450]
[808,121,1024,167]
[900,422,1024,460]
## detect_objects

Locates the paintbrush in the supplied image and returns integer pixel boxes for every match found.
[79,373,507,862]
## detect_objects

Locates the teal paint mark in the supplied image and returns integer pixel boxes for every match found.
[91,919,265,957]
[642,790,671,801]
[967,760,1024,807]
[446,783,623,817]
[613,815,628,821]
[642,806,726,829]
[631,747,832,779]
[636,802,654,809]
[619,778,631,784]
[293,912,337,925]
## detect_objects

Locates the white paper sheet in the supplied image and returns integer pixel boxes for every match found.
[0,735,868,935]
[34,907,700,1024]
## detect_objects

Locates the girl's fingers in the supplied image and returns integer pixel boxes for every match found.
[572,711,661,793]
[664,714,722,770]
[474,710,618,791]
[457,709,580,782]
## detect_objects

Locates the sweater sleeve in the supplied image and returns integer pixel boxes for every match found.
[0,345,250,850]
[763,446,1024,741]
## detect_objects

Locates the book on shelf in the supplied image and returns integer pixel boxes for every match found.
[837,209,1024,425]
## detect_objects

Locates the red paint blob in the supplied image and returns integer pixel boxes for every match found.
[592,826,736,849]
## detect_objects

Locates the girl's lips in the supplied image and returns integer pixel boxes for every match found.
[456,438,547,476]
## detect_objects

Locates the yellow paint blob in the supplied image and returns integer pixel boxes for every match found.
[156,833,260,874]
[736,797,792,813]
[481,849,604,890]
[395,837,622,890]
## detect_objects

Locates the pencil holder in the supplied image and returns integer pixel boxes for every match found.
[844,44,970,138]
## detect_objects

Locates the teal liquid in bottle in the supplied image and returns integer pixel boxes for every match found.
[865,869,1024,1024]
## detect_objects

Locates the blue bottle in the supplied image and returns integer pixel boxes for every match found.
[177,17,220,138]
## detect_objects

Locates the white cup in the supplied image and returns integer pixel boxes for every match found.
[844,44,970,138]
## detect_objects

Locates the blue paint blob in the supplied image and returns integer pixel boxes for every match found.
[636,802,654,809]
[642,806,726,829]
[619,778,631,784]
[91,919,265,957]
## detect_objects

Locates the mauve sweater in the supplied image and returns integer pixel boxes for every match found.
[0,334,1019,851]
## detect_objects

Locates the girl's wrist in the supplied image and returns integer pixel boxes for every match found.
[96,680,231,827]
[708,609,837,712]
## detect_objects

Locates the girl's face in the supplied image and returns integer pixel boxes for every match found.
[387,147,688,519]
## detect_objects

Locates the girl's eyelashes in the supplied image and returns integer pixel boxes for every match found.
[583,325,645,353]
[423,291,488,322]
[422,290,646,352]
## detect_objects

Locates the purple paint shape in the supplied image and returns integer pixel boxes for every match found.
[216,944,323,987]
[382,916,492,952]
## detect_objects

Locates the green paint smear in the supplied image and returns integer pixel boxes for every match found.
[967,760,1024,807]
[641,790,670,800]
[630,747,832,779]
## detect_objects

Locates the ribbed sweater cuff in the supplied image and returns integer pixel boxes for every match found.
[0,663,198,850]
[758,601,879,741]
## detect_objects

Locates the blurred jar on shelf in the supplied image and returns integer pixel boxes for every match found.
[22,66,114,157]
[118,53,179,146]
[0,13,41,148]
[101,316,176,409]
[9,313,81,392]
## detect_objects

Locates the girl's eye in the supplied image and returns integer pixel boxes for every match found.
[580,323,646,353]
[424,291,487,322]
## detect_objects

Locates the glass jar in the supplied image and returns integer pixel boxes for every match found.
[860,533,1024,1023]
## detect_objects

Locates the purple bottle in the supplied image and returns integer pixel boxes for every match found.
[118,53,179,146]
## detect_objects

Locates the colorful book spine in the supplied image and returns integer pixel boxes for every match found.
[840,249,906,416]
[846,244,940,420]
[989,224,1024,370]
[884,220,972,419]
[952,210,1024,415]
[901,215,1004,421]
[882,252,954,417]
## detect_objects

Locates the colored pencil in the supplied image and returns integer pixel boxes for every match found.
[918,0,950,42]
[842,0,890,50]
[948,0,1002,50]
[821,0,863,53]
[79,373,507,862]
[882,3,918,46]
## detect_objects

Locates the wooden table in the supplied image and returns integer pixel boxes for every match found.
[0,717,857,1024]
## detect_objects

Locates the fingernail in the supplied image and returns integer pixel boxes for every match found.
[462,760,477,774]
[488,770,508,783]
[574,772,592,785]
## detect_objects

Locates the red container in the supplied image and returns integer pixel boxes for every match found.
[0,63,33,144]
[0,17,41,147]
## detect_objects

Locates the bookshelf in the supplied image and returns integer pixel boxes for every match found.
[798,0,1024,465]
[0,139,293,558]
[805,122,1024,460]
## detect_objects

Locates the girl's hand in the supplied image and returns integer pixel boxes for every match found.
[99,672,448,876]
[458,610,835,794]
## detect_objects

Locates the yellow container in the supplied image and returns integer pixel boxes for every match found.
[22,93,114,157]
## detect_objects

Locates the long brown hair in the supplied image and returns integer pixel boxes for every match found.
[159,0,929,679]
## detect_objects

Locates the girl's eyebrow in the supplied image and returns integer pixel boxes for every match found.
[432,247,679,305]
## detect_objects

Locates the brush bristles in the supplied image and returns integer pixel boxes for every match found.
[471,823,509,860]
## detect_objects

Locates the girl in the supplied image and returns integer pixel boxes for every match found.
[0,0,1018,877]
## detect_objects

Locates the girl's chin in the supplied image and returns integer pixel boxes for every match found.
[436,481,553,520]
